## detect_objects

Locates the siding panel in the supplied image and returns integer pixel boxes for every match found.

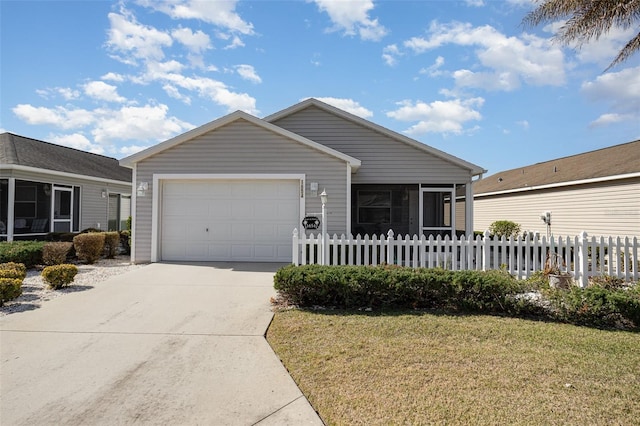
[133,119,349,262]
[272,106,473,184]
[1,169,131,231]
[474,178,640,237]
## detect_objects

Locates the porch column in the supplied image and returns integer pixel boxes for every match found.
[7,178,15,241]
[465,181,474,237]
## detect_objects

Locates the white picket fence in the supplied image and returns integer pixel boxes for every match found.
[292,229,640,287]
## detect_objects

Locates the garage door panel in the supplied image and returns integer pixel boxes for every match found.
[161,179,299,262]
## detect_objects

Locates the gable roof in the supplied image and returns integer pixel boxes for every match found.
[474,139,640,196]
[1,132,132,183]
[120,110,361,170]
[265,98,486,177]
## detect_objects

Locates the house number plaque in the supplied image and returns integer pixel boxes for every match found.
[302,216,321,230]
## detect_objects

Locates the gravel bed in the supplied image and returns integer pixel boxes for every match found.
[0,256,146,317]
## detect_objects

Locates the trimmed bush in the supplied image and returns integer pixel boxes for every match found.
[488,220,522,239]
[274,264,524,313]
[546,284,640,329]
[0,262,27,280]
[45,232,79,242]
[0,278,22,306]
[0,241,45,268]
[41,264,78,289]
[73,233,105,264]
[119,230,131,255]
[42,242,73,266]
[103,232,120,258]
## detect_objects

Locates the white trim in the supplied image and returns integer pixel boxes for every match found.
[7,178,15,241]
[465,181,473,237]
[475,171,640,198]
[3,164,131,186]
[130,166,137,263]
[151,173,306,262]
[346,163,352,236]
[120,111,361,171]
[265,98,486,176]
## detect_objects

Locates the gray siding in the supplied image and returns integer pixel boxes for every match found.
[474,178,640,238]
[272,106,472,184]
[133,119,349,263]
[1,168,131,231]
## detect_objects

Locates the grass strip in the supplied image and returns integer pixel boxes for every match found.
[267,310,640,425]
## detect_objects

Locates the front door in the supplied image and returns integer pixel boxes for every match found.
[52,187,73,232]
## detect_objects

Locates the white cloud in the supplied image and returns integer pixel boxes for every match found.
[90,104,193,143]
[48,133,105,155]
[36,87,81,100]
[465,0,484,6]
[516,120,530,130]
[312,0,387,41]
[13,104,96,129]
[101,72,126,82]
[119,144,150,157]
[574,26,638,66]
[312,97,373,119]
[581,66,640,126]
[106,10,173,64]
[84,81,127,103]
[162,84,191,104]
[386,97,484,135]
[382,44,401,66]
[404,21,566,91]
[235,64,262,84]
[420,56,445,77]
[171,27,212,53]
[137,0,254,34]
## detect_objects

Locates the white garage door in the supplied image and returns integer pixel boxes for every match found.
[161,179,300,262]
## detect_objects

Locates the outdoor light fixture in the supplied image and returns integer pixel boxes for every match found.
[137,182,149,197]
[320,189,328,206]
[43,184,51,196]
[101,190,107,198]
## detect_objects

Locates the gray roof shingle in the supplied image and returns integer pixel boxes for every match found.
[475,140,640,195]
[0,133,131,183]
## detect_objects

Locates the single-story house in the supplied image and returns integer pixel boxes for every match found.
[473,139,640,238]
[1,133,132,241]
[121,98,486,263]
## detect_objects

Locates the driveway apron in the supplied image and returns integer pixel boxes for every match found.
[0,262,323,426]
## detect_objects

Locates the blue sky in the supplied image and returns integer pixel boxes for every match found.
[1,0,639,176]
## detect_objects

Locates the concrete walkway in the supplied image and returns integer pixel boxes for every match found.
[0,262,323,425]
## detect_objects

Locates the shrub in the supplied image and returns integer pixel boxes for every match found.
[45,232,79,242]
[488,220,522,239]
[41,264,78,289]
[103,232,120,258]
[274,264,525,313]
[0,278,22,306]
[545,285,640,329]
[0,262,27,280]
[0,241,45,268]
[42,242,73,265]
[119,230,131,255]
[73,233,105,264]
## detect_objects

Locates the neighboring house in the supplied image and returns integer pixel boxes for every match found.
[121,98,485,263]
[1,133,132,241]
[473,140,640,238]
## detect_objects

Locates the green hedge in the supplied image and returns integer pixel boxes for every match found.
[42,264,78,289]
[274,265,524,313]
[274,265,640,330]
[0,241,45,268]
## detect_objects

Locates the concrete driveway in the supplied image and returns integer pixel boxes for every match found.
[0,262,323,425]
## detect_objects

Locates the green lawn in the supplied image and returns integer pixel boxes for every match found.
[267,310,640,425]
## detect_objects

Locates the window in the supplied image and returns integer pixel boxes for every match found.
[357,190,391,224]
[0,180,7,236]
[108,194,131,231]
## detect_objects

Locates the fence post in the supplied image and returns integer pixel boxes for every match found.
[387,230,394,265]
[482,230,491,271]
[577,231,589,288]
[292,228,299,265]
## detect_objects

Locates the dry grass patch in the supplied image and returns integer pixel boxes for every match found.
[267,310,640,425]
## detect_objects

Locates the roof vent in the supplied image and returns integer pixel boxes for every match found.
[498,177,503,182]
